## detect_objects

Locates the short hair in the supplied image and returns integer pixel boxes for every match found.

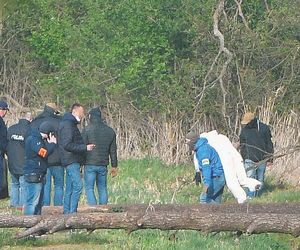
[70,103,83,112]
[24,112,32,121]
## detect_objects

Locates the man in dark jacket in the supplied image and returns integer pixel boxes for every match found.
[240,112,274,197]
[58,103,95,214]
[24,121,57,215]
[82,107,118,205]
[7,112,32,207]
[0,100,9,199]
[30,103,63,206]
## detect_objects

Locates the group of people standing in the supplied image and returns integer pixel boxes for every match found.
[186,112,274,204]
[0,101,118,215]
[0,99,274,213]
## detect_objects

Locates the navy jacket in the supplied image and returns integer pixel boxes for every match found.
[82,116,118,167]
[0,116,8,155]
[194,137,224,188]
[240,118,274,162]
[7,119,31,175]
[58,113,87,167]
[30,105,61,166]
[24,128,55,175]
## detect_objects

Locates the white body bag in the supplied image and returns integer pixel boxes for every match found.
[193,130,261,203]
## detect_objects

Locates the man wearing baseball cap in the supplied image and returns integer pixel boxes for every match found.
[0,100,9,199]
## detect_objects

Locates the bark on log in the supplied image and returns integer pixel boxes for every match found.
[2,212,300,239]
[41,202,300,215]
[0,203,299,239]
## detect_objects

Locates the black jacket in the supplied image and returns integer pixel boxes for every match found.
[24,128,55,175]
[58,112,87,167]
[7,119,31,175]
[30,105,61,166]
[82,116,118,167]
[240,118,274,162]
[0,116,8,155]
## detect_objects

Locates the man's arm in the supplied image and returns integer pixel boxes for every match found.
[109,133,118,168]
[59,123,86,153]
[265,126,274,162]
[239,129,246,160]
[109,133,118,177]
[81,128,89,144]
[0,122,8,154]
[196,150,212,189]
[30,139,55,158]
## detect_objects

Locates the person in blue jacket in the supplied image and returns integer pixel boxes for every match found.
[186,131,226,204]
[24,121,57,215]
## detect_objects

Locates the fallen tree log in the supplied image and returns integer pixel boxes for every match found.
[0,203,299,238]
[41,202,300,215]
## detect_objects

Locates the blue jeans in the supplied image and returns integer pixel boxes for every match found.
[24,181,44,215]
[200,173,225,204]
[84,165,108,205]
[10,174,26,207]
[43,166,64,206]
[244,159,267,197]
[64,163,83,214]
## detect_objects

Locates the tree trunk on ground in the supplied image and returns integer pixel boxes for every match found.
[0,203,299,239]
[41,203,300,215]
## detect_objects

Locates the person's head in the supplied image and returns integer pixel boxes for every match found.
[241,112,255,125]
[0,100,9,118]
[71,103,85,122]
[46,103,60,114]
[88,107,101,120]
[24,112,33,122]
[185,131,199,151]
[39,121,55,139]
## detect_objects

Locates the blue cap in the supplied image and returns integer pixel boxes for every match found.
[0,100,9,110]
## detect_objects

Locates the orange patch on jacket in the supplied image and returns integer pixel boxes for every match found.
[38,148,47,158]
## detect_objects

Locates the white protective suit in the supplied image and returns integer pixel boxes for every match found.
[194,130,261,203]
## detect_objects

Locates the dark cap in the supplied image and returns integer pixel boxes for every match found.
[0,100,9,110]
[185,131,199,142]
[185,131,199,150]
[39,121,55,134]
[89,107,101,118]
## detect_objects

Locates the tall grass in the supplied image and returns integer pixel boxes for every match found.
[105,100,300,186]
[0,158,299,249]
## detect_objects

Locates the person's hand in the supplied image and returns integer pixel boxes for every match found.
[266,162,273,168]
[87,144,96,151]
[110,167,118,178]
[47,133,57,144]
[194,172,202,186]
[202,185,209,194]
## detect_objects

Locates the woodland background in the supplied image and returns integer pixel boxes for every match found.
[1,0,299,185]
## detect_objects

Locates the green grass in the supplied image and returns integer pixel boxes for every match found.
[0,158,299,249]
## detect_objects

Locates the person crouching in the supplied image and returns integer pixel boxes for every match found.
[24,121,57,215]
[186,131,225,204]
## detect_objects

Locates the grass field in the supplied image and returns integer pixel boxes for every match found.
[0,158,299,250]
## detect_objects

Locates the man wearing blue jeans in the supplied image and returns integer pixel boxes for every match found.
[58,104,95,213]
[186,131,225,204]
[7,113,32,207]
[24,122,57,215]
[82,107,118,205]
[240,112,274,198]
[44,166,64,205]
[30,103,63,206]
[244,159,266,198]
